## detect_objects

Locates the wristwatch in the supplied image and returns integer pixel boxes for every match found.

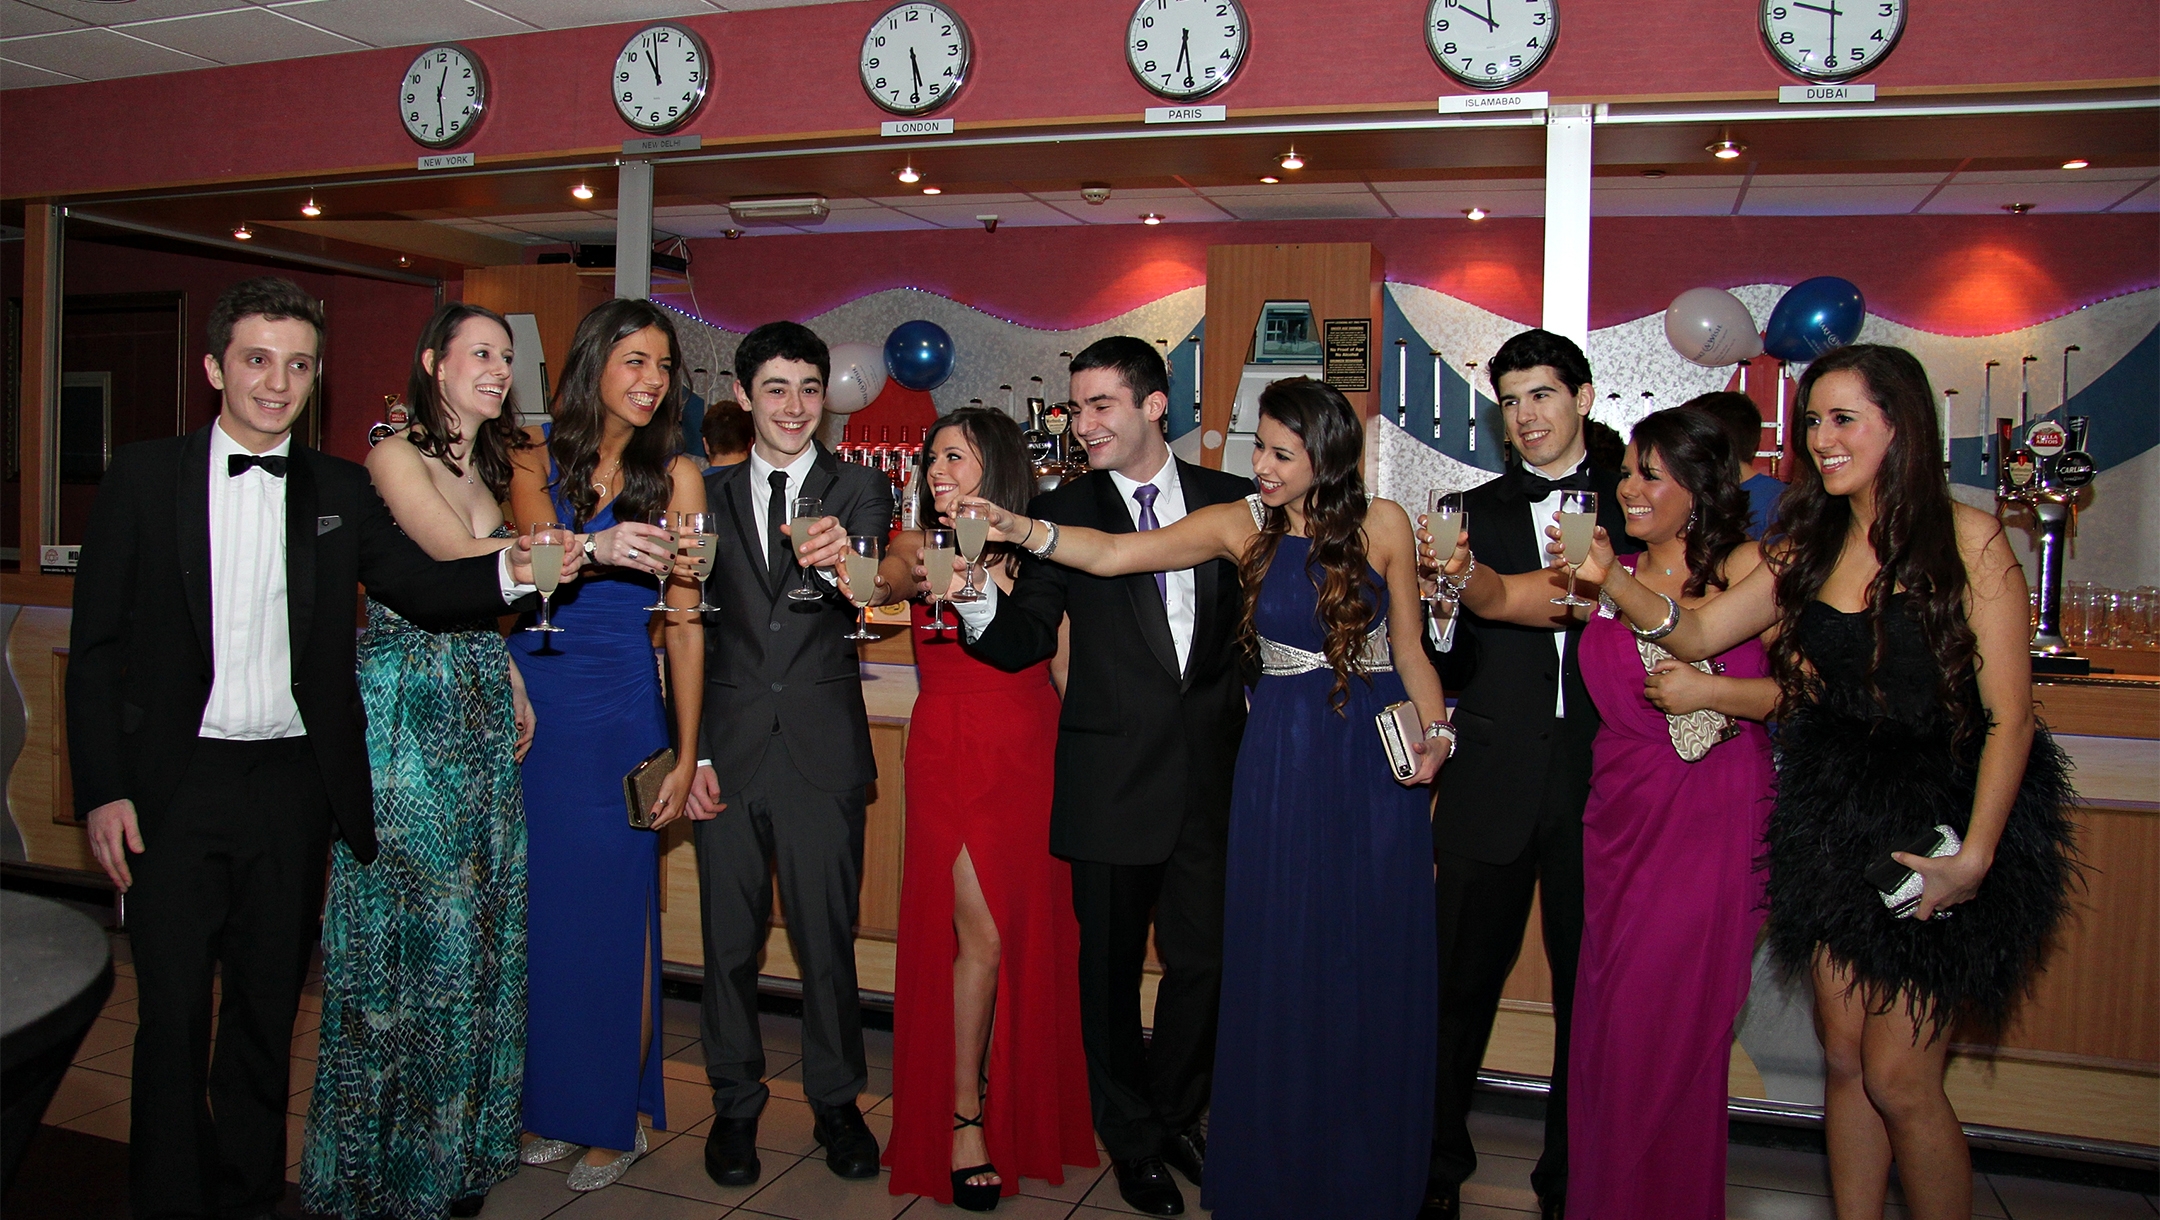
[583,535,599,560]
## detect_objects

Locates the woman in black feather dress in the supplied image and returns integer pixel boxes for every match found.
[1569,344,2075,1220]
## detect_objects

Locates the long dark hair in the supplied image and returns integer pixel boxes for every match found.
[548,299,683,530]
[1628,408,1750,599]
[1236,377,1377,713]
[1768,344,1978,729]
[404,302,530,499]
[918,408,1032,575]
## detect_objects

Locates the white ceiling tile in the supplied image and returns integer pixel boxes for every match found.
[1922,179,2152,214]
[886,200,1081,228]
[475,0,717,32]
[2107,181,2157,211]
[1204,182,1377,199]
[1033,188,1199,204]
[654,203,734,218]
[1950,167,2159,184]
[0,26,214,78]
[126,6,362,65]
[0,52,77,85]
[489,218,619,240]
[780,209,938,233]
[712,0,849,10]
[1737,183,1936,215]
[1210,192,1389,221]
[267,0,535,48]
[13,0,246,25]
[1589,187,1739,216]
[2,2,84,37]
[1592,174,1748,193]
[1721,172,1938,188]
[1366,177,1540,194]
[1378,188,1544,218]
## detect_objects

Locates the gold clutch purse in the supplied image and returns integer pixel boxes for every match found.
[1634,637,1739,762]
[624,745,677,830]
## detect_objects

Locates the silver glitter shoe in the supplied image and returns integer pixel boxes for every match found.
[521,1138,580,1166]
[565,1127,647,1192]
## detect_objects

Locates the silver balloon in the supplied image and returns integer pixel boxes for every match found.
[826,341,888,415]
[1664,288,1764,368]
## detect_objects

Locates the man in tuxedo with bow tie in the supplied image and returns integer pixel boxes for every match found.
[68,277,553,1220]
[1418,330,1639,1220]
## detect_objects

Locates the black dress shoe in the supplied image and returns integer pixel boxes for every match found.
[447,1190,488,1217]
[1417,1176,1460,1220]
[1159,1125,1205,1188]
[704,1115,762,1187]
[810,1102,881,1179]
[1111,1156,1185,1216]
[1538,1192,1565,1220]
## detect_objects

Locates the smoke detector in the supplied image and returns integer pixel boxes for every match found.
[1080,184,1112,205]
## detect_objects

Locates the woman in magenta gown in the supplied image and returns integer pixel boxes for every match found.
[1444,408,1777,1218]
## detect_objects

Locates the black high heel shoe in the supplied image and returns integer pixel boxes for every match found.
[950,1109,1001,1212]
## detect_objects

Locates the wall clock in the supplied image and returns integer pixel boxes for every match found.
[614,22,711,133]
[1426,0,1556,90]
[1761,0,1904,81]
[1126,0,1249,101]
[861,2,972,115]
[398,43,487,148]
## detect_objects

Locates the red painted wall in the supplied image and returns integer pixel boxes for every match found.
[660,213,2156,338]
[4,0,2154,197]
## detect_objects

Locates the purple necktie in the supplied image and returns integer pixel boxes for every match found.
[1133,484,1168,603]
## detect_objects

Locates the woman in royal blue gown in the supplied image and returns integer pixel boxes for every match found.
[960,377,1451,1218]
[506,299,709,1194]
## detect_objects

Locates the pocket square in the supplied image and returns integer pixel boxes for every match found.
[316,515,342,535]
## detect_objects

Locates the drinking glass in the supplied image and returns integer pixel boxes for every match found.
[951,503,990,603]
[919,526,959,635]
[679,511,720,612]
[1425,490,1466,605]
[786,495,828,602]
[843,535,883,642]
[642,510,679,611]
[1551,490,1598,608]
[524,522,568,633]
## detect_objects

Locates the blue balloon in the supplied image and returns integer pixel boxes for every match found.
[1763,276,1866,363]
[884,320,955,391]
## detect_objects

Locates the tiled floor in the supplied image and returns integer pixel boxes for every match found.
[36,930,2160,1219]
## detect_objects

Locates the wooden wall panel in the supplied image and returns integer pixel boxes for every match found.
[1198,242,1382,469]
[2032,678,2160,738]
[460,264,608,400]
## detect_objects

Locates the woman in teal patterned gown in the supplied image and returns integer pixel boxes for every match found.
[302,304,550,1219]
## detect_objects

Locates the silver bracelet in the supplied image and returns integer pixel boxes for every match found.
[1425,719,1456,741]
[1631,592,1681,642]
[1026,519,1059,559]
[1438,553,1478,601]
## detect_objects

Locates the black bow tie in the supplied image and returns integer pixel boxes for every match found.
[1516,464,1589,501]
[228,453,289,478]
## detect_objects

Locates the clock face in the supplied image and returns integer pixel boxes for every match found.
[614,22,711,133]
[1126,0,1249,101]
[1761,0,1904,81]
[861,2,972,116]
[399,44,486,148]
[1426,0,1556,90]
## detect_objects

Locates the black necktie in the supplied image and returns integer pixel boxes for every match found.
[1517,462,1589,501]
[228,453,288,478]
[765,470,790,577]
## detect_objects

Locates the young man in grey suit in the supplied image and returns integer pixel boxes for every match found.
[685,321,894,1189]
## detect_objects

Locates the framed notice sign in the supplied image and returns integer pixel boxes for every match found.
[1322,318,1372,393]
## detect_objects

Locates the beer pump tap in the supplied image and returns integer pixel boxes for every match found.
[1996,352,2097,675]
[1982,360,2001,473]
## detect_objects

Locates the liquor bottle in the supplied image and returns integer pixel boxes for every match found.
[898,431,922,531]
[1023,396,1056,471]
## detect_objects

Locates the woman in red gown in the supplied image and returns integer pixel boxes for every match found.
[840,407,1096,1211]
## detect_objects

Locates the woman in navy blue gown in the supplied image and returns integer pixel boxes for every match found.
[507,299,710,1194]
[960,378,1451,1218]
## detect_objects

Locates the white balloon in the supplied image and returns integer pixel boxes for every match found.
[1664,288,1765,368]
[826,341,888,414]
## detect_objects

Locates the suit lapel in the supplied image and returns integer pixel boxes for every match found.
[285,448,318,661]
[1174,461,1228,686]
[1482,467,1541,575]
[776,447,842,604]
[1093,473,1179,681]
[719,463,773,600]
[175,426,215,668]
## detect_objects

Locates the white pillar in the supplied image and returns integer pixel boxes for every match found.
[615,158,654,300]
[1542,104,1593,347]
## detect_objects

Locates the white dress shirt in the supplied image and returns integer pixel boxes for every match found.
[956,451,1197,673]
[200,422,304,740]
[1425,464,1581,718]
[749,445,820,569]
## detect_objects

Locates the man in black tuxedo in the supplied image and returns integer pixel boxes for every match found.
[1419,330,1640,1220]
[685,322,894,1188]
[67,278,549,1220]
[954,337,1250,1216]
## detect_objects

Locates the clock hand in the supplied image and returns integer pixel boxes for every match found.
[436,67,447,133]
[1175,28,1192,87]
[1460,2,1498,32]
[909,47,923,102]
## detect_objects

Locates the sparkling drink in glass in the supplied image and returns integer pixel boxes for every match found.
[919,526,959,635]
[525,522,568,632]
[679,511,720,612]
[786,495,827,602]
[643,510,679,611]
[843,534,883,641]
[1552,490,1598,608]
[1426,490,1465,604]
[952,503,990,603]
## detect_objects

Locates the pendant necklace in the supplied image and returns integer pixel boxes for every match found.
[593,459,621,497]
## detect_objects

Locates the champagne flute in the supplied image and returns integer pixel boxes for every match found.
[679,511,720,613]
[919,526,958,635]
[524,522,568,633]
[1551,490,1598,608]
[785,495,827,602]
[842,535,883,641]
[642,510,678,612]
[951,503,990,603]
[1425,490,1466,605]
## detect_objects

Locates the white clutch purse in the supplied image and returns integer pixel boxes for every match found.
[1634,637,1739,762]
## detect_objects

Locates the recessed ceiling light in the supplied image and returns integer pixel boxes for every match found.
[1140,212,1164,225]
[571,182,594,200]
[2002,202,2035,214]
[1463,207,1488,221]
[921,185,942,195]
[232,224,253,240]
[300,197,321,217]
[896,164,921,183]
[2061,158,2090,170]
[1259,175,1280,184]
[397,255,411,267]
[1279,148,1304,170]
[1640,168,1668,179]
[1707,138,1746,161]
